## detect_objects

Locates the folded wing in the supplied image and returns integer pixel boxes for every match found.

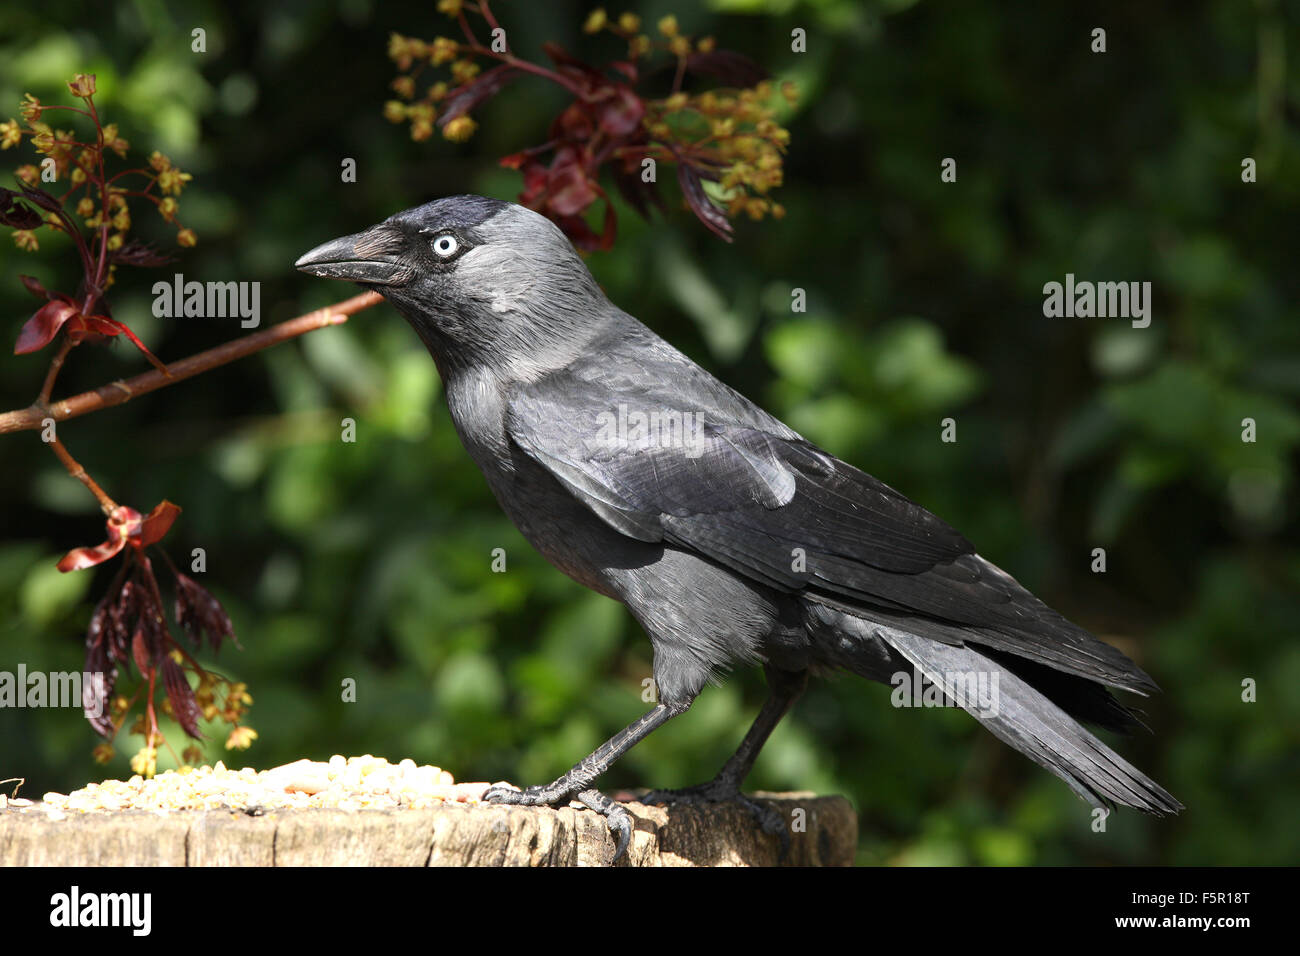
[507,358,1156,695]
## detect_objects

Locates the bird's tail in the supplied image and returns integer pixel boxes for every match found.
[872,624,1183,816]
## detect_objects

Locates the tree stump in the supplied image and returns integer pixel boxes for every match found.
[0,792,856,866]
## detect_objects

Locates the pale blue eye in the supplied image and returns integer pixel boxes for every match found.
[432,234,459,257]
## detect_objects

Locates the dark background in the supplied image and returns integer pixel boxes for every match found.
[1,0,1297,864]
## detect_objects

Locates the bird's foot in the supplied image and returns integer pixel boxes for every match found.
[639,779,791,858]
[481,779,574,808]
[481,780,634,863]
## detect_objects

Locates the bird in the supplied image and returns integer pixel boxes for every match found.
[296,195,1182,859]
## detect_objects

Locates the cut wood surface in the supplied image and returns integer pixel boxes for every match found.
[1,792,855,866]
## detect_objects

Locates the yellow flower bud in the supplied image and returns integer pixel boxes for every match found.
[19,93,42,124]
[442,115,477,142]
[130,746,157,778]
[391,75,416,100]
[67,73,97,98]
[431,36,459,66]
[450,59,480,85]
[225,726,258,750]
[388,32,413,70]
[158,166,192,195]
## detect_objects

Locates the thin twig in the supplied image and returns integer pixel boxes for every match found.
[37,335,76,404]
[47,435,117,514]
[0,290,383,435]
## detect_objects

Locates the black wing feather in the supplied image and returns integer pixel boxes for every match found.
[506,354,1156,694]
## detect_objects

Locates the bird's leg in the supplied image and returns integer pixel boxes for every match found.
[482,699,692,860]
[641,666,808,851]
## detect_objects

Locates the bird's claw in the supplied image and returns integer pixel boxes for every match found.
[576,788,633,862]
[481,781,634,863]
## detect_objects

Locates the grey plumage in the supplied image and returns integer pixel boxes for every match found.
[296,196,1182,854]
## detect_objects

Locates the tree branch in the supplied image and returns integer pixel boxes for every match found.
[0,290,383,435]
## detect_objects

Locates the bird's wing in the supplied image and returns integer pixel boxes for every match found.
[505,361,1155,693]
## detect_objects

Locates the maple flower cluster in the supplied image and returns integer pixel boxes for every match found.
[65,501,254,776]
[1,74,196,266]
[384,6,797,247]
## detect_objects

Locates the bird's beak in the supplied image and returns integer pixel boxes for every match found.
[295,224,411,286]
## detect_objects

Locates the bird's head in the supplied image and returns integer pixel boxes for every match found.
[295,195,610,373]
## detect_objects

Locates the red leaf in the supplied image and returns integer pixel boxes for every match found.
[131,627,152,675]
[555,189,617,253]
[57,506,143,572]
[72,314,122,337]
[57,541,125,573]
[138,500,181,547]
[16,182,66,216]
[110,240,174,268]
[107,580,136,664]
[82,606,117,738]
[548,163,599,217]
[175,573,238,652]
[19,275,49,299]
[677,163,733,242]
[68,314,169,373]
[15,300,79,354]
[162,657,204,739]
[552,101,595,141]
[595,84,645,138]
[518,160,549,207]
[498,151,530,171]
[609,61,638,83]
[0,187,42,230]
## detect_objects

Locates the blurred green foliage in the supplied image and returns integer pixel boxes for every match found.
[1,0,1297,865]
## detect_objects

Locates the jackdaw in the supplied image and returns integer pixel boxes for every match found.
[296,195,1182,857]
